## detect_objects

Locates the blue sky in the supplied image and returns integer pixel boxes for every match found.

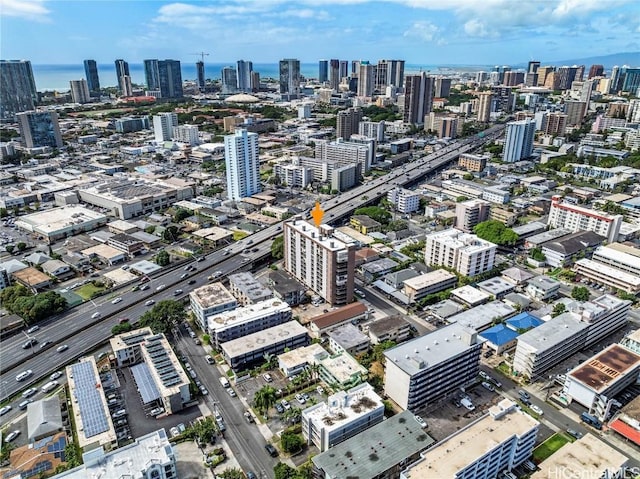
[1,0,639,65]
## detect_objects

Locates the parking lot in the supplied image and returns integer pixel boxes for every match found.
[103,367,203,444]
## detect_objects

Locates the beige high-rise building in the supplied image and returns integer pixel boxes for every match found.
[283,220,356,305]
[544,112,567,136]
[336,107,363,140]
[537,66,554,87]
[565,100,587,126]
[403,72,434,124]
[477,92,493,122]
[357,62,375,97]
[70,79,91,104]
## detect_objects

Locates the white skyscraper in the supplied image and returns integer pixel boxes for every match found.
[502,118,536,162]
[153,112,178,143]
[224,128,260,201]
[173,125,200,146]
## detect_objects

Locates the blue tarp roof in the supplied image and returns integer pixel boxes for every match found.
[479,324,519,346]
[506,312,544,331]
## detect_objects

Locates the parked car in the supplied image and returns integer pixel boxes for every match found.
[50,371,62,381]
[263,373,273,382]
[518,390,530,400]
[205,355,214,365]
[530,404,544,416]
[265,444,278,457]
[567,428,583,440]
[275,403,284,413]
[149,407,164,417]
[414,415,428,428]
[481,381,495,392]
[18,399,32,410]
[244,411,255,423]
[227,388,237,398]
[295,393,306,404]
[281,399,291,410]
[4,430,20,443]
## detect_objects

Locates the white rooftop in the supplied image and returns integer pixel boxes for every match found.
[384,323,481,376]
[190,282,236,309]
[451,285,491,304]
[447,301,516,331]
[207,298,291,333]
[517,312,586,352]
[402,269,457,290]
[287,220,351,252]
[220,321,307,358]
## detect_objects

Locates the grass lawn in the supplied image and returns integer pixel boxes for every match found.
[75,282,106,300]
[495,362,512,377]
[532,433,571,463]
[233,231,249,241]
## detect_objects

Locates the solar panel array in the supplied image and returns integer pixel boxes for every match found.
[131,363,161,404]
[71,362,110,438]
[144,335,183,388]
[121,330,151,346]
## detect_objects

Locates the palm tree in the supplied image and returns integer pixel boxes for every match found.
[254,385,277,416]
[283,406,302,425]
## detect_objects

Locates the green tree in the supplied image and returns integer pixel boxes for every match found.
[172,207,192,222]
[144,225,156,234]
[552,303,566,317]
[0,208,7,218]
[5,244,14,254]
[218,469,245,479]
[155,250,170,266]
[571,286,590,302]
[111,322,133,335]
[162,225,180,242]
[138,300,186,334]
[353,206,392,224]
[473,220,519,246]
[530,248,546,262]
[274,462,298,479]
[280,430,304,454]
[254,385,277,415]
[16,242,26,252]
[271,235,284,260]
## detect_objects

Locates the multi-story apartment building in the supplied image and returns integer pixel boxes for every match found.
[401,399,538,479]
[153,112,178,143]
[336,107,362,140]
[312,410,434,479]
[455,199,490,232]
[357,62,375,97]
[0,60,37,120]
[540,230,604,268]
[206,298,292,348]
[224,128,260,201]
[503,118,535,162]
[172,125,199,146]
[114,117,150,133]
[458,153,488,172]
[302,382,384,452]
[283,220,356,305]
[543,112,567,135]
[425,228,497,278]
[404,72,434,125]
[476,92,493,122]
[16,111,63,149]
[273,160,313,188]
[513,295,631,378]
[482,186,511,204]
[384,323,482,411]
[189,282,237,331]
[547,195,623,243]
[315,138,373,175]
[358,119,385,142]
[55,429,177,479]
[574,243,640,293]
[227,272,272,306]
[402,269,458,303]
[387,187,420,213]
[563,344,640,420]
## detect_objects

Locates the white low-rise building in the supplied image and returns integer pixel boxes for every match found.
[206,298,292,348]
[401,399,539,479]
[387,187,421,213]
[424,228,497,278]
[15,205,108,243]
[189,283,237,331]
[301,382,384,452]
[548,195,623,243]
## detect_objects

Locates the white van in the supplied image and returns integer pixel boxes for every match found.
[41,380,59,393]
[219,377,230,388]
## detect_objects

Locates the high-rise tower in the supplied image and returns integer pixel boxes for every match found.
[403,72,434,124]
[17,111,62,148]
[157,60,183,98]
[70,79,91,104]
[83,59,100,97]
[236,60,253,92]
[318,60,328,83]
[144,59,160,91]
[114,59,129,91]
[0,60,37,120]
[279,59,301,100]
[503,119,536,163]
[329,59,340,91]
[224,129,261,201]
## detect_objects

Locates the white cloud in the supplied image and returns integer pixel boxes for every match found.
[0,0,50,22]
[403,21,440,42]
[281,8,330,19]
[463,19,496,38]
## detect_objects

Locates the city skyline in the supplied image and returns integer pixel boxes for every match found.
[1,0,639,65]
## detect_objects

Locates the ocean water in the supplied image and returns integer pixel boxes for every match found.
[32,62,478,91]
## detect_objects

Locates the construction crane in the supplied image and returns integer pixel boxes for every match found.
[193,52,210,62]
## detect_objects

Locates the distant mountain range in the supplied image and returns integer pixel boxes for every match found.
[538,52,639,68]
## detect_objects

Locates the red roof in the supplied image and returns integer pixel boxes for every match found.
[609,417,640,445]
